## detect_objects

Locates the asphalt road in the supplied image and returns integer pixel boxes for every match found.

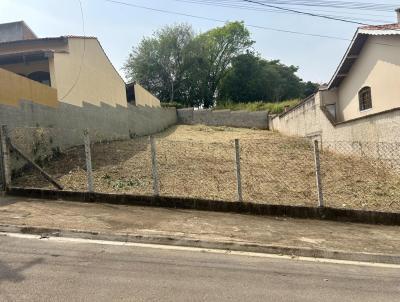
[0,235,399,302]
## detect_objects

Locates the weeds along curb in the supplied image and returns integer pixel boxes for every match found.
[6,187,400,226]
[1,224,400,265]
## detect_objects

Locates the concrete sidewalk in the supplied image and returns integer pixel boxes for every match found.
[1,195,400,263]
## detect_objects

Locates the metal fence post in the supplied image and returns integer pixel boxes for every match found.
[0,135,4,191]
[313,139,324,207]
[150,136,159,196]
[234,139,243,202]
[0,125,11,191]
[83,129,94,192]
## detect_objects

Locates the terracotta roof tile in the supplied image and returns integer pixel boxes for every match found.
[63,35,97,39]
[360,23,400,30]
[0,36,97,46]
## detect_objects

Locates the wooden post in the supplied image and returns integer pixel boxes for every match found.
[9,142,63,190]
[0,135,4,191]
[150,136,159,196]
[0,125,11,190]
[83,129,94,192]
[234,139,243,202]
[313,140,324,207]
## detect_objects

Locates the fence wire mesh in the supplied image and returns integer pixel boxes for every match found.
[5,125,400,213]
[321,141,400,213]
[240,137,317,206]
[157,140,236,200]
[9,127,87,190]
[90,137,153,195]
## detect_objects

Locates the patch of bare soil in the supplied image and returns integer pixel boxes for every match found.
[12,125,400,213]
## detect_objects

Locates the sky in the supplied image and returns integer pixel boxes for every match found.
[1,0,399,83]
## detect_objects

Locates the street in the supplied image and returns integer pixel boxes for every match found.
[0,234,399,301]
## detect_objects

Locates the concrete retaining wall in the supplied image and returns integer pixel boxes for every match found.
[177,108,269,129]
[269,97,321,138]
[8,187,400,226]
[0,100,177,163]
[269,92,400,157]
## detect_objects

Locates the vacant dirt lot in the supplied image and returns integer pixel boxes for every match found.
[12,125,400,213]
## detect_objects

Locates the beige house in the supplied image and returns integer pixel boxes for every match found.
[320,9,400,123]
[270,9,400,148]
[126,82,161,107]
[0,21,161,108]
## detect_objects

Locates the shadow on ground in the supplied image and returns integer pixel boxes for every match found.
[0,258,43,284]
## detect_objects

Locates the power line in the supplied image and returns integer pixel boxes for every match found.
[103,0,400,50]
[233,0,397,12]
[242,0,368,25]
[172,0,393,24]
[60,0,86,101]
[173,0,395,18]
[104,0,351,41]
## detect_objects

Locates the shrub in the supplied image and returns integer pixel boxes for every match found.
[161,102,185,109]
[215,99,301,114]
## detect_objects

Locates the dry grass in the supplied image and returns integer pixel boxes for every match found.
[12,125,400,213]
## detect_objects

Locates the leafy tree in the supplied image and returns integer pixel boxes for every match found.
[192,22,254,107]
[302,81,320,98]
[124,22,317,107]
[218,53,270,102]
[124,23,194,102]
[218,53,318,103]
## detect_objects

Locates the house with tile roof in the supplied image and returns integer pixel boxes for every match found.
[270,9,400,146]
[0,21,161,109]
[0,21,127,108]
[321,9,400,123]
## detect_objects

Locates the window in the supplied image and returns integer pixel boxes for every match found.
[27,71,51,86]
[358,86,372,111]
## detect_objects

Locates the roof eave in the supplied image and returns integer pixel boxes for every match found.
[359,29,400,35]
[327,27,400,90]
[327,29,360,90]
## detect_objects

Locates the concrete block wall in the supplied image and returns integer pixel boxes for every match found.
[269,92,400,159]
[269,96,321,138]
[177,108,269,129]
[0,100,177,163]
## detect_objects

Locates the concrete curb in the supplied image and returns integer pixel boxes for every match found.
[1,224,399,265]
[7,187,400,226]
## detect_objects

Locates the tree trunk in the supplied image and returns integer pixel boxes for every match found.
[170,81,175,103]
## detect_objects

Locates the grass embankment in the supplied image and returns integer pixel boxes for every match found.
[12,125,400,213]
[162,100,301,114]
[215,100,301,114]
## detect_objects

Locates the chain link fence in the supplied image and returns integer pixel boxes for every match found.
[2,125,400,213]
[240,138,317,206]
[321,141,400,212]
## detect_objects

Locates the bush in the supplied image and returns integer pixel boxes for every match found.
[161,102,185,109]
[215,100,301,114]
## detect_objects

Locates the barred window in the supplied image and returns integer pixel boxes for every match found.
[359,86,372,111]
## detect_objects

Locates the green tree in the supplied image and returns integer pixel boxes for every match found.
[302,81,320,98]
[124,22,316,107]
[218,53,270,102]
[189,21,254,107]
[124,23,194,102]
[218,53,318,103]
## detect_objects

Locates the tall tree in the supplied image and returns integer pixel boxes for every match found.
[218,53,318,103]
[124,23,194,102]
[192,22,254,107]
[218,53,269,102]
[124,22,316,107]
[302,81,320,98]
